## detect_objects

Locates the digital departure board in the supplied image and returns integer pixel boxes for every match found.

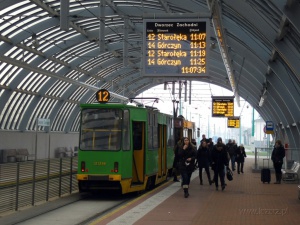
[212,97,234,117]
[143,19,209,76]
[227,117,240,128]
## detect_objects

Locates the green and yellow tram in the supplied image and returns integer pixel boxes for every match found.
[77,102,195,194]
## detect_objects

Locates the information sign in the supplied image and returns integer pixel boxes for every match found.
[37,118,50,126]
[227,117,240,128]
[96,89,110,103]
[143,19,209,76]
[212,97,234,117]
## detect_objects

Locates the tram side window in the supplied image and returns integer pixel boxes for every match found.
[147,112,153,150]
[167,117,174,147]
[122,110,130,150]
[152,115,158,148]
[133,122,143,150]
[148,126,153,149]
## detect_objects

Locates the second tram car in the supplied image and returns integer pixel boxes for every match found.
[77,103,195,194]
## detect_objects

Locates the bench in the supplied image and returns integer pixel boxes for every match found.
[282,161,300,183]
[16,148,31,161]
[1,149,17,163]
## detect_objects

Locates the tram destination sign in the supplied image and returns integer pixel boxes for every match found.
[227,117,240,128]
[212,96,234,117]
[143,19,209,76]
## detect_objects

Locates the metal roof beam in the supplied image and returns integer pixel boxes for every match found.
[208,0,240,106]
[0,55,129,102]
[158,0,172,13]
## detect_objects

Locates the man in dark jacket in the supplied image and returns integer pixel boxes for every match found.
[226,139,237,171]
[271,140,285,184]
[200,134,209,145]
[197,141,213,185]
[235,144,247,174]
[211,137,229,191]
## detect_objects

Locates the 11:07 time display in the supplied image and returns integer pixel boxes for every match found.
[182,66,206,74]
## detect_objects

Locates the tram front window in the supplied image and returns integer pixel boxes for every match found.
[80,108,123,150]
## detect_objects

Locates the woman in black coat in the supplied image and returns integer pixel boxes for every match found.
[178,137,197,198]
[271,140,285,184]
[197,141,213,185]
[235,144,247,174]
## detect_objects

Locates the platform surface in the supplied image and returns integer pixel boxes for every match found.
[92,157,300,225]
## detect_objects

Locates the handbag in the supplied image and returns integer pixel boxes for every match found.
[226,167,233,181]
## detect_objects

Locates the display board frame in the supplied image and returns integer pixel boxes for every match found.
[143,19,209,77]
[211,96,234,117]
[227,117,240,128]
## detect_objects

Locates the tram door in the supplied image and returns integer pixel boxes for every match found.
[132,121,145,184]
[158,124,167,177]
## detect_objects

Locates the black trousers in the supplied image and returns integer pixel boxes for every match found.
[237,162,244,172]
[273,162,283,174]
[181,170,192,189]
[213,168,225,187]
[199,165,211,182]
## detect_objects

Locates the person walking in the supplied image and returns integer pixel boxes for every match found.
[200,134,209,145]
[172,138,183,182]
[235,144,247,174]
[271,140,285,184]
[207,138,214,152]
[197,141,214,185]
[178,137,197,198]
[211,137,229,191]
[226,139,237,171]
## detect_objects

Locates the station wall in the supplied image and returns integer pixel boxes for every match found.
[0,131,79,160]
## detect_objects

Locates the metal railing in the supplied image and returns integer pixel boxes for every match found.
[0,157,78,215]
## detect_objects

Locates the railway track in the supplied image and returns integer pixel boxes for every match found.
[3,191,140,225]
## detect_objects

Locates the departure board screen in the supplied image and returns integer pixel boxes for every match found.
[212,97,234,117]
[143,19,209,76]
[227,117,240,128]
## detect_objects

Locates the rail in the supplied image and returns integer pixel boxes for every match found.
[0,157,78,215]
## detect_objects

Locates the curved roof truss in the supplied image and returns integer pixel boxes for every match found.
[0,0,299,147]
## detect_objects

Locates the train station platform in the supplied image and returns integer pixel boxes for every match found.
[92,157,300,225]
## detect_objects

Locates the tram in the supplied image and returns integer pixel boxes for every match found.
[77,100,195,194]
